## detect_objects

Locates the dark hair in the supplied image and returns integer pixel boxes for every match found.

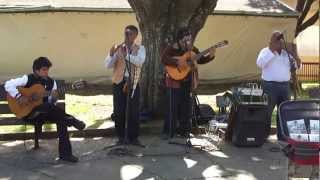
[125,25,139,34]
[176,27,191,41]
[32,57,52,72]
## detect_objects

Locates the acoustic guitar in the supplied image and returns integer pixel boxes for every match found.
[166,40,228,80]
[7,80,86,119]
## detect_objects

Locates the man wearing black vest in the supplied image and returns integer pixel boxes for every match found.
[4,57,86,163]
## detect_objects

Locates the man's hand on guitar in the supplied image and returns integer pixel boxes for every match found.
[208,47,216,58]
[16,96,29,106]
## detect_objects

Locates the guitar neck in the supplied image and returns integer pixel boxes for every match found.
[193,41,227,61]
[56,83,74,96]
[41,83,74,97]
[194,46,215,60]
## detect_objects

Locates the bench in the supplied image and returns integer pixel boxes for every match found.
[0,80,65,149]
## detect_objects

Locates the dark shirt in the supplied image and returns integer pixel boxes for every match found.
[161,44,215,88]
[25,74,54,103]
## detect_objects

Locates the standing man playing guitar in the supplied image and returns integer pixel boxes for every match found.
[161,27,218,139]
[4,57,86,163]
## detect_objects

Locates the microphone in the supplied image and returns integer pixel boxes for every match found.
[277,33,284,40]
[277,30,286,40]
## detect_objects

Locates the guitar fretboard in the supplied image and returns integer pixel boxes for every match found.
[40,83,76,98]
[56,83,75,96]
[193,40,228,61]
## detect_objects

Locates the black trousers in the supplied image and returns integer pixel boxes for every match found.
[112,80,140,141]
[262,81,290,140]
[24,103,77,157]
[163,81,192,137]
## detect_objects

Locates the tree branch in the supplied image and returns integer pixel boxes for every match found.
[296,10,319,36]
[188,0,218,38]
[295,0,307,12]
[296,0,315,27]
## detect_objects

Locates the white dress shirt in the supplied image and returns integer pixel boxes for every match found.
[5,75,57,99]
[256,47,294,82]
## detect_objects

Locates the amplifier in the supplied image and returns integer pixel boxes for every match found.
[231,104,269,147]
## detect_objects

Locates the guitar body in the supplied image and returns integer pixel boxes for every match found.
[165,40,228,80]
[6,80,85,119]
[7,84,45,119]
[165,51,196,80]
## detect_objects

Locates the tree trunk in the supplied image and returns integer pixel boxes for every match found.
[139,27,165,116]
[291,0,319,99]
[128,0,218,116]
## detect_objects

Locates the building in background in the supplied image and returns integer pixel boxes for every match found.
[0,0,300,84]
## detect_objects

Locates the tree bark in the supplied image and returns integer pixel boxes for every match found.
[128,0,218,116]
[290,0,319,99]
[295,0,319,37]
[295,0,306,12]
[295,10,319,36]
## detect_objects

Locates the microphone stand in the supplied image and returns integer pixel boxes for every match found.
[105,44,144,156]
[281,34,300,99]
[124,46,145,148]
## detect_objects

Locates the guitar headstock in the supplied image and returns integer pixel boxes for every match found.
[71,80,87,90]
[214,40,229,48]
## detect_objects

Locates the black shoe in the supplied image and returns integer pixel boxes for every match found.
[73,120,86,131]
[59,155,79,163]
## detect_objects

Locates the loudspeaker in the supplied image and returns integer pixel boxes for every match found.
[231,104,269,147]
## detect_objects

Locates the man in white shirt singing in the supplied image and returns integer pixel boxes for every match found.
[104,25,146,145]
[256,31,301,140]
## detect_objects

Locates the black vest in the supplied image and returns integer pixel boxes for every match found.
[25,74,55,102]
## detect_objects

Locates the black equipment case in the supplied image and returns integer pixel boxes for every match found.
[227,83,269,147]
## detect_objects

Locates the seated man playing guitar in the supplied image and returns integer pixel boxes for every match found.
[4,57,86,163]
[161,27,217,139]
